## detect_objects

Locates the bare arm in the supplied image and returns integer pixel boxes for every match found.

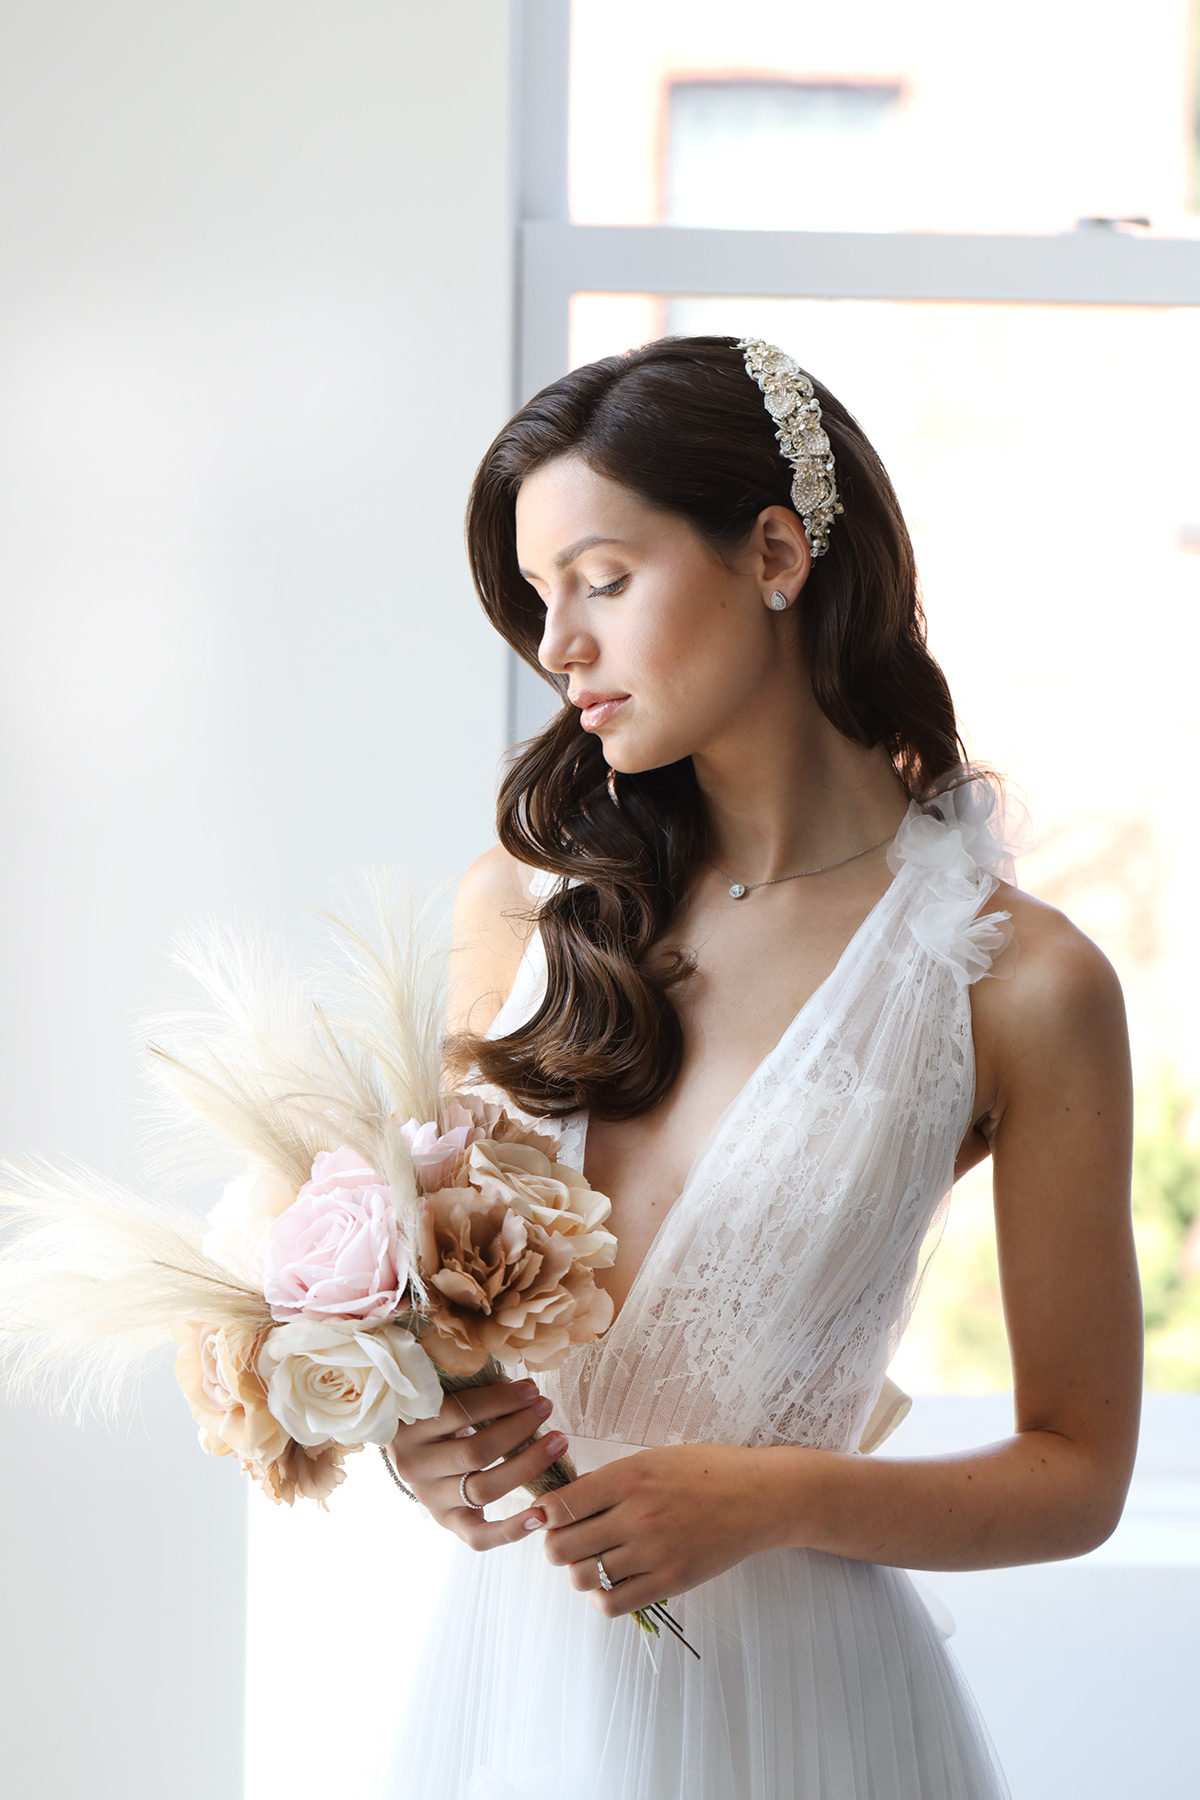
[445,842,535,1039]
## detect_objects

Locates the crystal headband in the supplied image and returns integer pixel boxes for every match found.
[738,337,843,557]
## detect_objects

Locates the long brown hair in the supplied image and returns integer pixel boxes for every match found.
[453,335,963,1121]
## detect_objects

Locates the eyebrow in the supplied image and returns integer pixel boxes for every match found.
[518,534,629,580]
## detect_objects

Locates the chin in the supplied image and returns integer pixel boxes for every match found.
[603,732,693,776]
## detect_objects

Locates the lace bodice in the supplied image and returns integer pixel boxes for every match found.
[480,770,1016,1456]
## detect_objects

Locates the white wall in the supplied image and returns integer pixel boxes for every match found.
[0,5,515,1795]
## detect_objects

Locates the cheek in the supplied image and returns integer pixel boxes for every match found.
[634,589,764,708]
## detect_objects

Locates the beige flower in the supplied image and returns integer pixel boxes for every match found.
[462,1139,617,1272]
[173,1318,289,1465]
[451,1093,561,1159]
[245,1438,361,1508]
[418,1188,613,1375]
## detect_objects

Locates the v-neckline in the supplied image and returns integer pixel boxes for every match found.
[578,851,915,1334]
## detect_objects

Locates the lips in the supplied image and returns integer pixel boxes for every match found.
[573,692,629,733]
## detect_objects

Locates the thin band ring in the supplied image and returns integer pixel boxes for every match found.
[596,1558,615,1592]
[459,1470,486,1511]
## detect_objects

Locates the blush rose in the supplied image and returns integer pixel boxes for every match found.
[263,1146,407,1322]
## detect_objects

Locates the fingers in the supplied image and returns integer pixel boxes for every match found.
[426,1400,557,1486]
[466,1393,553,1467]
[541,1510,620,1569]
[454,1503,548,1553]
[389,1379,540,1466]
[566,1543,641,1590]
[466,1430,568,1507]
[583,1569,675,1620]
[385,1375,575,1549]
[537,1465,618,1531]
[444,1378,542,1430]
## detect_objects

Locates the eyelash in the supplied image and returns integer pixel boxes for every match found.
[587,575,629,598]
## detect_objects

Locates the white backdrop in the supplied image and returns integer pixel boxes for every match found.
[0,4,516,1795]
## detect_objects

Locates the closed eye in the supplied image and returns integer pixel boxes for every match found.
[587,575,629,598]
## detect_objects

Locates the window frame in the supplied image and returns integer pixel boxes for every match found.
[510,0,1200,739]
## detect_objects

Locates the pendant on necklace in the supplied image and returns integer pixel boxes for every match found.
[728,883,747,900]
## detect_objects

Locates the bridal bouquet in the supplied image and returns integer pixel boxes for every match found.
[0,891,696,1650]
[0,894,619,1512]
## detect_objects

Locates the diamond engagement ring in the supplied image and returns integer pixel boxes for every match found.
[596,1559,615,1592]
[459,1471,486,1511]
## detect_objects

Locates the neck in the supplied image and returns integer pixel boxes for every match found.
[693,676,911,884]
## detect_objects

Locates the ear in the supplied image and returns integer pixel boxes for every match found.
[754,505,811,604]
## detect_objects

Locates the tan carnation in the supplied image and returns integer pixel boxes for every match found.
[461,1139,617,1272]
[174,1317,289,1465]
[451,1093,562,1160]
[245,1438,361,1508]
[418,1188,613,1375]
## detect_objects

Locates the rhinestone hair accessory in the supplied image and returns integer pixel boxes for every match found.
[738,337,843,557]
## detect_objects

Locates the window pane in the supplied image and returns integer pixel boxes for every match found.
[570,0,1200,237]
[667,80,904,229]
[567,293,1200,1389]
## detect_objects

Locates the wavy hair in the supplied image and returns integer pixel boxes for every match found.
[452,336,964,1121]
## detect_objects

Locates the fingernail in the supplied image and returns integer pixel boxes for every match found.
[534,1397,552,1419]
[523,1510,547,1531]
[545,1433,568,1455]
[515,1379,538,1398]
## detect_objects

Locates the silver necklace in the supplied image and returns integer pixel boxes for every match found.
[705,831,896,901]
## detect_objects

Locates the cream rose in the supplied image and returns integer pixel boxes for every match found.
[257,1317,442,1447]
[202,1168,299,1284]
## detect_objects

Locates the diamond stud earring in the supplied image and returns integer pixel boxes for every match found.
[769,590,790,611]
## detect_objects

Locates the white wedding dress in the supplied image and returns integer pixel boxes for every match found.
[390,773,1015,1800]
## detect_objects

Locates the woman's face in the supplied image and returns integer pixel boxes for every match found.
[514,455,810,774]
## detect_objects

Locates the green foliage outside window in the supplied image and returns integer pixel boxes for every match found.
[1193,0,1200,210]
[1132,1089,1200,1384]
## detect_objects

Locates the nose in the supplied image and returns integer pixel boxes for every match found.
[537,595,596,677]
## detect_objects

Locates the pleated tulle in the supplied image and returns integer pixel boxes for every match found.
[387,1525,1009,1800]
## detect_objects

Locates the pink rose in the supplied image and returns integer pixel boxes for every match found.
[399,1103,477,1191]
[398,1097,561,1192]
[262,1146,407,1323]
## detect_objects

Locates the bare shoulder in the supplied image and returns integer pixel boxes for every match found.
[971,881,1130,1128]
[447,843,539,1037]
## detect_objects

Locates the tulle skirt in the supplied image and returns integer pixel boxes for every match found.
[387,1521,1010,1800]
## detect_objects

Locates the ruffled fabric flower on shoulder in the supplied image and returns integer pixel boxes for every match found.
[888,765,1026,989]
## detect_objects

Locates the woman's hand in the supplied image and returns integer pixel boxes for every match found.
[386,1378,567,1549]
[537,1443,775,1617]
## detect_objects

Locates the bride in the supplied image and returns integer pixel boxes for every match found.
[383,336,1140,1798]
